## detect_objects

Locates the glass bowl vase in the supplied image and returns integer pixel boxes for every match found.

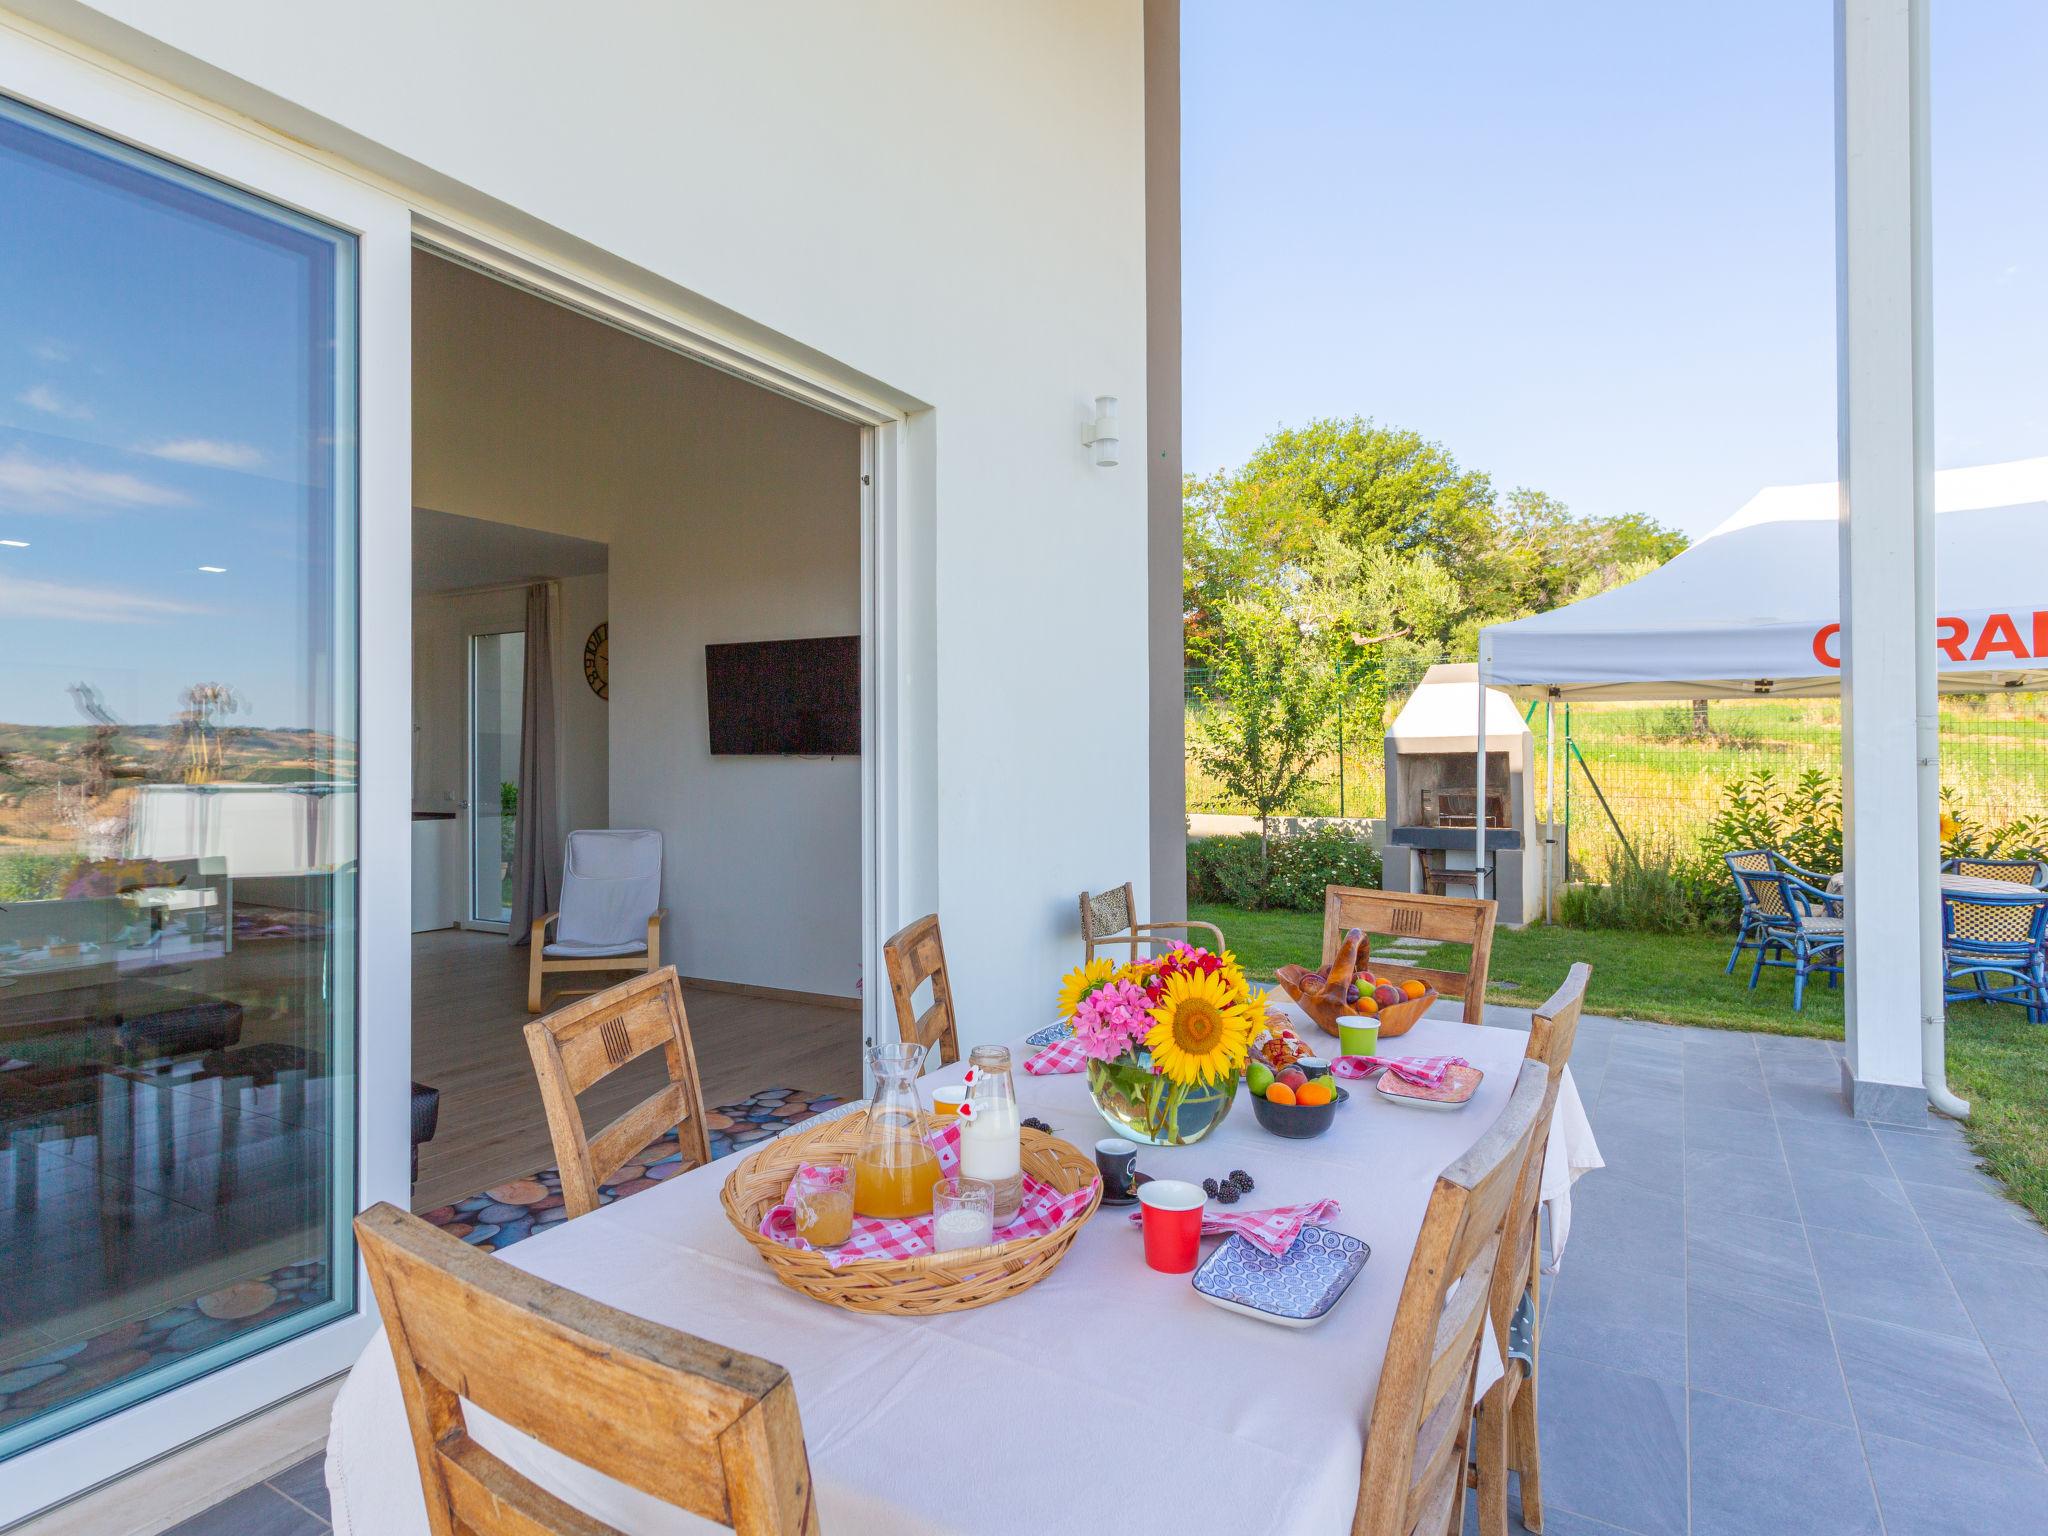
[1085,1055,1238,1147]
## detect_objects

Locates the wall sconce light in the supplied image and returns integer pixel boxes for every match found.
[1081,395,1120,467]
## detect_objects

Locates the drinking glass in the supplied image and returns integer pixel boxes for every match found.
[931,1176,997,1253]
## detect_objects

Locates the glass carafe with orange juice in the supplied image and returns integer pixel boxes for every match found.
[853,1042,942,1218]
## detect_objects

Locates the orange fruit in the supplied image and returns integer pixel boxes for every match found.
[1296,1079,1333,1107]
[1264,1082,1297,1106]
[1401,979,1427,1000]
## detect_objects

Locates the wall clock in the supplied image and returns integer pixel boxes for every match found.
[582,622,608,700]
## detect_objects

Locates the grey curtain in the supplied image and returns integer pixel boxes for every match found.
[509,582,564,945]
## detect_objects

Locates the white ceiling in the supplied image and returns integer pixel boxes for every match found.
[412,505,608,594]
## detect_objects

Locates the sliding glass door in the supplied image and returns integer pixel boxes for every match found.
[469,630,524,926]
[0,93,357,1459]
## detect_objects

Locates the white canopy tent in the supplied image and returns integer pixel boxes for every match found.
[1479,457,2048,702]
[1466,457,2048,1122]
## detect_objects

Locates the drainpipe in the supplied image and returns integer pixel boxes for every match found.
[1474,641,1490,902]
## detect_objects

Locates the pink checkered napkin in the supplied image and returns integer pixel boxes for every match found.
[759,1122,1100,1268]
[1024,1035,1092,1075]
[1330,1054,1468,1089]
[1125,1197,1342,1258]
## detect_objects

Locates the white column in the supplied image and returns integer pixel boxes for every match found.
[1835,0,1936,1121]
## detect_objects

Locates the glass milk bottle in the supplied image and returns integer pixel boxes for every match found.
[958,1045,1022,1223]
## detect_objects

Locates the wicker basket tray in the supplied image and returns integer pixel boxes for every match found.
[719,1110,1103,1315]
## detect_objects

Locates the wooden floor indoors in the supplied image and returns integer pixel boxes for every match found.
[409,930,863,1212]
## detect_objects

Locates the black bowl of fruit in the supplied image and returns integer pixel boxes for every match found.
[1246,1060,1347,1139]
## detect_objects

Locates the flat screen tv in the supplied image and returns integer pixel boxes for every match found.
[705,636,860,756]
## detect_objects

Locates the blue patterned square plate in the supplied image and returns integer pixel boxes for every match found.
[1190,1226,1371,1328]
[1024,1021,1071,1048]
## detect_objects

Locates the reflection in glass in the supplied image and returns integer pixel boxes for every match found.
[469,632,524,925]
[0,94,355,1457]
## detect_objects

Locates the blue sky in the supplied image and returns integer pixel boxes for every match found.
[1183,1,2048,538]
[0,100,346,729]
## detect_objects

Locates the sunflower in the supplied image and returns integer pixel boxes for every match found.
[1144,968,1254,1086]
[1057,956,1119,1019]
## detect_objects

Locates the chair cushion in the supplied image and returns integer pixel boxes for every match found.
[555,829,662,948]
[543,938,650,959]
[1800,915,1846,935]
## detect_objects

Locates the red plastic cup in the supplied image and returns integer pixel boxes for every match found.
[1137,1179,1206,1273]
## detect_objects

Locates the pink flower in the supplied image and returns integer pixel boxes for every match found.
[1070,979,1154,1062]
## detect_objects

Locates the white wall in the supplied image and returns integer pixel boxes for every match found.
[414,257,861,997]
[33,0,1154,1040]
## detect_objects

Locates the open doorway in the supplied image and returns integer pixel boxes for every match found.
[407,249,867,1216]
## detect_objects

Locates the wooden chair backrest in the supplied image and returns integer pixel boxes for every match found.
[1487,964,1589,1342]
[881,914,960,1068]
[357,1203,819,1536]
[523,967,711,1218]
[1354,1060,1550,1536]
[1322,886,1498,1025]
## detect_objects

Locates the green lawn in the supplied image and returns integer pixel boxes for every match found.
[1193,902,2048,1226]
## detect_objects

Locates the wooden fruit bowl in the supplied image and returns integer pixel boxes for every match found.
[1355,986,1438,1041]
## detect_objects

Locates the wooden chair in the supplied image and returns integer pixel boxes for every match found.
[523,967,712,1218]
[527,829,666,1013]
[1078,881,1226,964]
[1472,963,1590,1536]
[1354,1059,1550,1536]
[1322,886,1498,1025]
[881,914,960,1067]
[357,1202,820,1535]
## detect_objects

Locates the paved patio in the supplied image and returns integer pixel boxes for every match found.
[1467,1011,2048,1536]
[159,1011,2048,1536]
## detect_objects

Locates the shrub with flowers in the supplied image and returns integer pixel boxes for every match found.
[1056,943,1269,1145]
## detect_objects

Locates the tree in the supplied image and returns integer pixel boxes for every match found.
[1485,488,1689,617]
[1188,600,1343,856]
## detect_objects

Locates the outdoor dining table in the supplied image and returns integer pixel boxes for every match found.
[1824,871,2048,901]
[325,1005,1598,1536]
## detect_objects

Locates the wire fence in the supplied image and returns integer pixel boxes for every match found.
[1185,668,2048,879]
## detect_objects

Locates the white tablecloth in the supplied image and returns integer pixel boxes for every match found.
[327,1014,1599,1536]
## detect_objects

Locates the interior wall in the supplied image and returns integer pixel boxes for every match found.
[414,256,862,998]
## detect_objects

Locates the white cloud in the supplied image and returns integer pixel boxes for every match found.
[0,572,210,624]
[16,384,92,420]
[30,341,70,364]
[0,448,190,509]
[138,437,264,470]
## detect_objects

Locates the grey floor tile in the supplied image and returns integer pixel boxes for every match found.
[1807,1225,1977,1339]
[164,1482,326,1536]
[1832,1312,2041,1465]
[1688,1272,1854,1424]
[1684,1146,1801,1221]
[1536,1353,1689,1536]
[1877,1127,1993,1190]
[1684,1075,1772,1114]
[1777,1117,1894,1176]
[1767,1078,1854,1121]
[1941,1250,2048,1352]
[1544,1261,1688,1385]
[1685,1203,1821,1307]
[1588,1127,1684,1196]
[268,1453,330,1523]
[1790,1164,1926,1242]
[1864,1431,2048,1535]
[1688,1390,1882,1536]
[1682,1103,1782,1155]
[1561,1180,1685,1280]
[1985,1338,2048,1458]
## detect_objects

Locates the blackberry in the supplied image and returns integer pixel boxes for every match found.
[1021,1116,1052,1133]
[1228,1170,1254,1192]
[1202,1177,1220,1198]
[1214,1183,1240,1204]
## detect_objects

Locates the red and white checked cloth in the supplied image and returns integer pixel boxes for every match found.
[1126,1197,1342,1258]
[760,1122,1100,1268]
[1330,1054,1469,1089]
[1023,1035,1092,1075]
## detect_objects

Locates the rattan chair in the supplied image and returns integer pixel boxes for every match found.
[1731,867,1843,1011]
[1472,964,1589,1536]
[1354,1060,1550,1536]
[1078,881,1225,964]
[1943,855,2048,889]
[1722,850,1776,974]
[357,1203,820,1534]
[1943,889,2048,1021]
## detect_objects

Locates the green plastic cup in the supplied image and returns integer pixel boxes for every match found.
[1338,1018,1380,1058]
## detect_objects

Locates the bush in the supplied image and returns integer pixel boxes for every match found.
[1702,767,1841,874]
[1558,836,1731,933]
[1186,823,1382,912]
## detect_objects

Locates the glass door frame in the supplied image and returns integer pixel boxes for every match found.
[0,27,414,1525]
[465,628,525,932]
